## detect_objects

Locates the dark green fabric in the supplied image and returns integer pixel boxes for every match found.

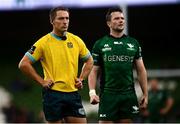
[98,90,139,121]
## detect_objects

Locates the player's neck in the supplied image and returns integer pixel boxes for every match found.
[110,31,124,38]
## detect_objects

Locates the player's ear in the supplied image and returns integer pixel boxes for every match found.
[50,19,54,25]
[107,21,110,27]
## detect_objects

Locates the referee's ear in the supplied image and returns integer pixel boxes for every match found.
[50,20,54,25]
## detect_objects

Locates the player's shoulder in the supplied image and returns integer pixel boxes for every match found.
[66,32,86,46]
[66,32,74,37]
[125,35,141,45]
[34,33,50,45]
[67,32,81,40]
[92,35,110,50]
[126,35,138,42]
[94,35,109,44]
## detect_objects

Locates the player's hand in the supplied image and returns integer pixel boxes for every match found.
[140,95,148,109]
[75,78,83,89]
[41,79,54,89]
[90,95,100,105]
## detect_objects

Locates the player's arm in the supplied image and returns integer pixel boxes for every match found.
[88,65,101,104]
[18,55,53,88]
[160,95,174,115]
[135,58,148,109]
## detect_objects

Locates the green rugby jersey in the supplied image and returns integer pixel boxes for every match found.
[92,34,142,92]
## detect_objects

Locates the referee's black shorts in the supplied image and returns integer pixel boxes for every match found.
[42,89,86,121]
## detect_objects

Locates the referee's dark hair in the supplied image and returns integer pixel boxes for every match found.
[106,7,123,22]
[49,6,69,23]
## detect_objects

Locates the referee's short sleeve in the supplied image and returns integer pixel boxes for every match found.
[25,40,43,63]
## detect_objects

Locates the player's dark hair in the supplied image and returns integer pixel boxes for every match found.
[49,6,69,23]
[106,7,123,22]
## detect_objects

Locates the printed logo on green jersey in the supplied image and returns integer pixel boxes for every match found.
[104,44,109,47]
[127,43,135,51]
[114,41,123,45]
[104,55,134,62]
[102,43,112,52]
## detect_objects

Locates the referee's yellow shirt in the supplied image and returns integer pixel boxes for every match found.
[25,32,91,92]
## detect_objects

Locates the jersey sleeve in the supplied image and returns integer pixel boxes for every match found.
[25,40,43,63]
[134,40,142,59]
[77,36,91,61]
[92,41,101,66]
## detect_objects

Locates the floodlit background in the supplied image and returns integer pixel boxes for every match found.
[0,0,180,123]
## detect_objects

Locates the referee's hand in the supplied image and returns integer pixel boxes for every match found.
[41,79,54,89]
[75,78,83,89]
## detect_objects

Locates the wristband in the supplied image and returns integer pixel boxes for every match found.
[89,89,96,96]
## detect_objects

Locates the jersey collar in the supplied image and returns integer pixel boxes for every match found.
[50,32,67,41]
[108,34,127,39]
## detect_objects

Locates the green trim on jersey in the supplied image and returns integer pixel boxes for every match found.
[92,34,142,93]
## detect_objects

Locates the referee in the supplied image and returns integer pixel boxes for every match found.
[19,6,93,123]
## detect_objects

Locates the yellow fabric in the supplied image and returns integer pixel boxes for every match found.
[26,32,90,92]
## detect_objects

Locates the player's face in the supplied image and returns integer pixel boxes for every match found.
[150,79,159,90]
[108,12,125,32]
[52,10,69,33]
